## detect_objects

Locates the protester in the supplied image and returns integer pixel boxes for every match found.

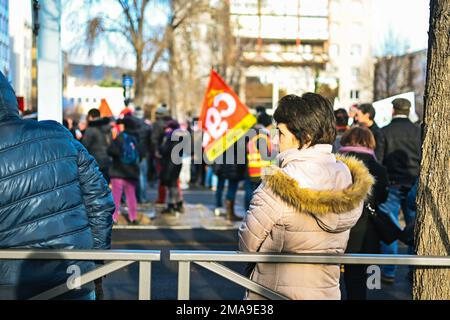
[339,127,389,300]
[0,71,114,300]
[128,106,152,204]
[160,120,185,214]
[81,108,113,183]
[244,108,274,211]
[107,115,141,225]
[239,93,374,300]
[379,98,421,283]
[189,118,206,189]
[76,116,88,140]
[214,138,247,222]
[333,108,350,152]
[63,117,78,139]
[348,104,359,127]
[355,103,385,161]
[152,104,172,205]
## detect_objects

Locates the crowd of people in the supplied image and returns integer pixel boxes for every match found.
[63,104,190,224]
[63,103,279,224]
[0,67,423,300]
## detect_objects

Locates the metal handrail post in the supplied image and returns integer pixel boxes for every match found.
[178,261,191,300]
[139,261,152,300]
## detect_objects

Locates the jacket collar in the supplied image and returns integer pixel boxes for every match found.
[276,144,335,168]
[0,72,20,122]
[263,155,374,215]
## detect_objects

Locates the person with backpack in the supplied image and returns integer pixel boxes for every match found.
[107,115,141,224]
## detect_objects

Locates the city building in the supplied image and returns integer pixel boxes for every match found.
[0,0,9,77]
[374,49,427,120]
[227,0,374,111]
[63,62,132,116]
[9,0,33,111]
[64,75,125,117]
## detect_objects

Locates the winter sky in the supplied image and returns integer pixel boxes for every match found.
[59,0,431,67]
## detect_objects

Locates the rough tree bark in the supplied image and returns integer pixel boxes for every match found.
[413,0,450,300]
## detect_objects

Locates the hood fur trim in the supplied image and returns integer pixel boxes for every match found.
[263,155,374,215]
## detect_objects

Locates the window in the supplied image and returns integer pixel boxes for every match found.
[351,0,363,13]
[78,98,82,103]
[350,44,362,57]
[352,68,360,81]
[86,98,89,103]
[329,44,339,58]
[350,90,360,99]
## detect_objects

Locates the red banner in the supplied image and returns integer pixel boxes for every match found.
[200,70,256,162]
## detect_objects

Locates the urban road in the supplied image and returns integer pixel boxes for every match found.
[103,188,412,300]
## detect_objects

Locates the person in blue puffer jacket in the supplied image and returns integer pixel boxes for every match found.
[0,71,115,300]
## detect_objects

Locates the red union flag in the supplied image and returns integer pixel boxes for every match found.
[200,70,256,162]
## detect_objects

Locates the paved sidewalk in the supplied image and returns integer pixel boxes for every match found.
[113,202,245,230]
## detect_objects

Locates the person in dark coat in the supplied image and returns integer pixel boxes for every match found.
[0,71,114,300]
[82,108,113,183]
[355,103,385,161]
[125,108,152,203]
[339,126,389,300]
[214,138,247,222]
[379,98,421,282]
[159,120,184,214]
[107,116,141,224]
[152,104,172,204]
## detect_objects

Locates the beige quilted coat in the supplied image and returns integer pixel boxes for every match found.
[238,145,374,300]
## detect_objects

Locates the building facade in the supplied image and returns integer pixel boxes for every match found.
[9,0,33,111]
[0,0,9,77]
[227,0,374,111]
[64,76,125,117]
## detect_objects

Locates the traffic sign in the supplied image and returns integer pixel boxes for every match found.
[122,75,133,88]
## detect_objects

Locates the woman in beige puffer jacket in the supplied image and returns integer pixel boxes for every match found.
[239,93,374,300]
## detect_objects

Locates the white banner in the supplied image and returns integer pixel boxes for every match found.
[373,92,419,128]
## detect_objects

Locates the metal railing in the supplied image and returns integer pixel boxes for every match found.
[170,250,450,300]
[0,249,161,300]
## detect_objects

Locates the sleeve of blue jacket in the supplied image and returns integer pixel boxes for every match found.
[74,139,115,250]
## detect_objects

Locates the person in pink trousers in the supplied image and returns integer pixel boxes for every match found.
[107,115,141,224]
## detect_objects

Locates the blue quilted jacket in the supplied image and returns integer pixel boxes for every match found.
[0,72,115,300]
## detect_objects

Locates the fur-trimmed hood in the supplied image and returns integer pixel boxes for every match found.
[263,147,374,216]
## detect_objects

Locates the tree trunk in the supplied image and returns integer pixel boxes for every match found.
[134,48,144,108]
[167,25,178,120]
[413,0,450,300]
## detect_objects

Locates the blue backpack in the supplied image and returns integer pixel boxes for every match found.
[119,132,140,165]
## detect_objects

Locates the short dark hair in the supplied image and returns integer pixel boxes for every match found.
[392,98,411,116]
[358,103,376,120]
[340,126,376,150]
[87,108,101,119]
[334,108,349,127]
[257,113,272,127]
[274,93,336,148]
